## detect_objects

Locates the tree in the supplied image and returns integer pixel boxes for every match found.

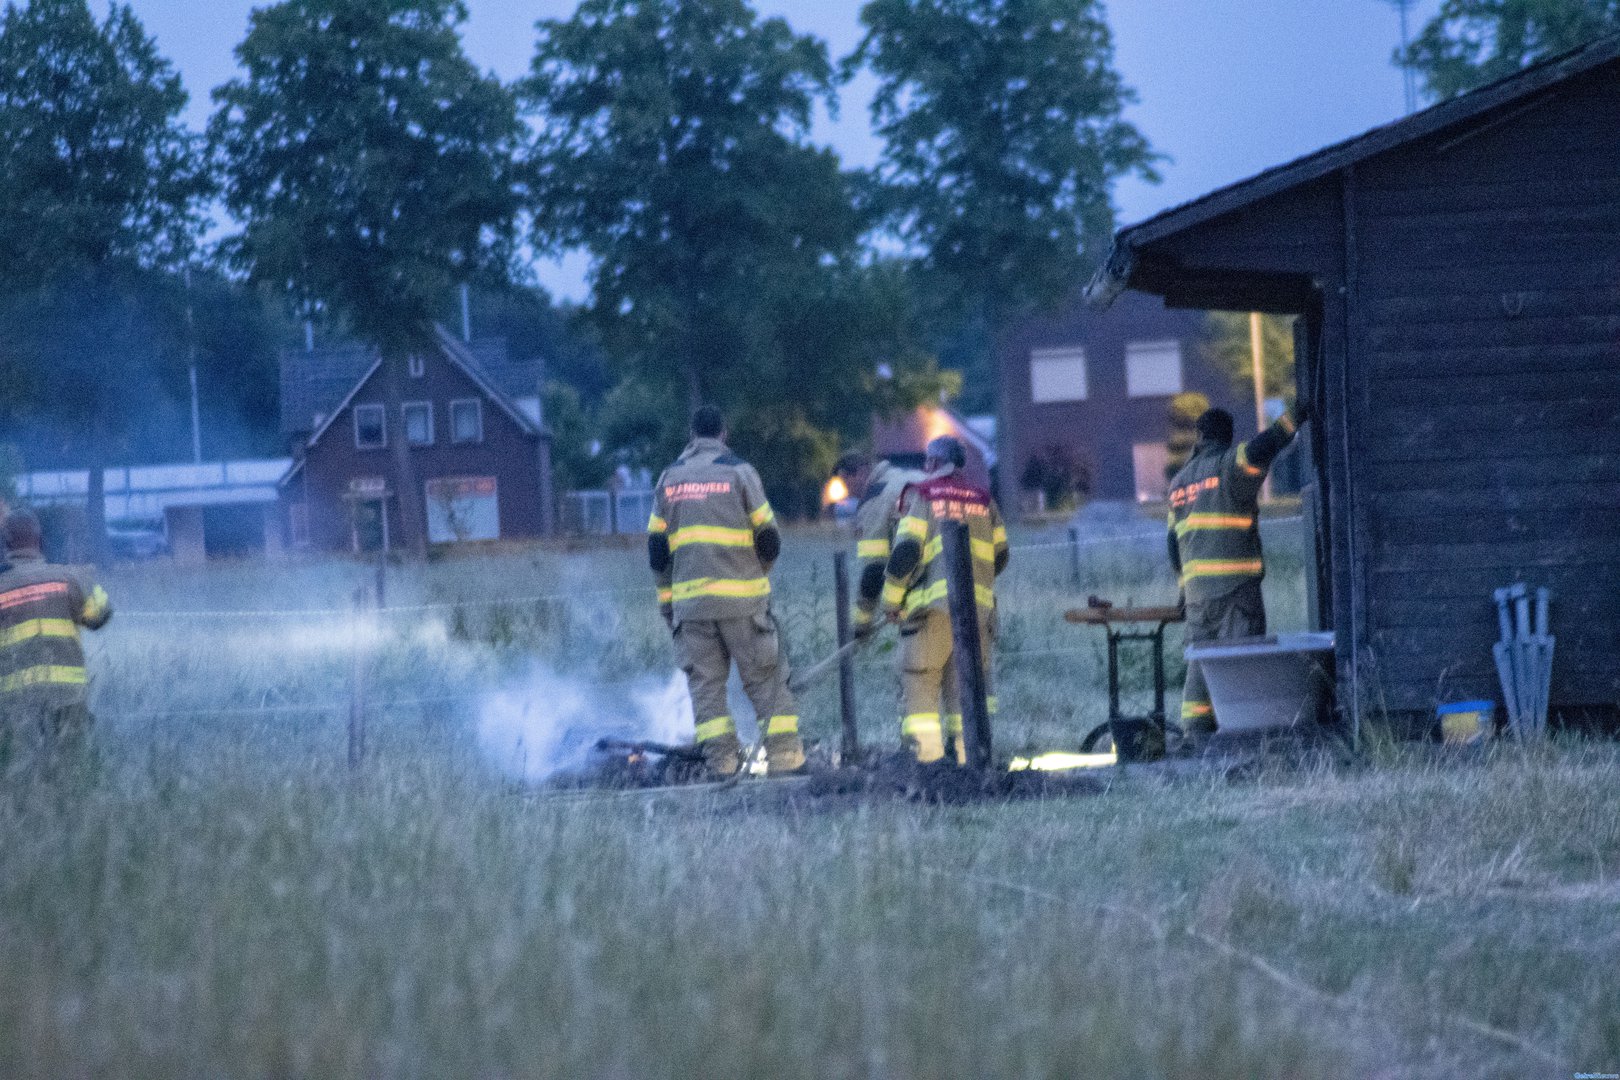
[212,0,525,549]
[1398,0,1620,99]
[0,0,212,558]
[1205,311,1296,410]
[850,0,1158,410]
[523,0,943,508]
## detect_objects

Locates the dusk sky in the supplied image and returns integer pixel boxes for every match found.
[126,0,1439,300]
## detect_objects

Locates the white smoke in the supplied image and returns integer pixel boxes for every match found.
[476,667,696,784]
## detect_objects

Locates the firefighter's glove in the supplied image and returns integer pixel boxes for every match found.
[853,617,877,643]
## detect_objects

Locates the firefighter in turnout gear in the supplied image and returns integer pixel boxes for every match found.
[880,437,1009,763]
[835,454,927,640]
[0,510,112,766]
[649,406,805,778]
[1167,404,1306,736]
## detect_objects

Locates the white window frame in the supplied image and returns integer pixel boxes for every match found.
[408,354,425,378]
[1124,340,1185,398]
[1029,346,1088,403]
[403,401,435,447]
[353,403,386,450]
[449,398,484,444]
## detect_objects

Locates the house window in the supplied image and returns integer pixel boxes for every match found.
[354,403,386,449]
[1133,442,1171,503]
[403,401,434,446]
[408,354,425,378]
[1030,347,1088,403]
[1125,340,1184,398]
[449,398,483,443]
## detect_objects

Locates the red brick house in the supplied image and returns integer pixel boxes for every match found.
[279,326,554,551]
[997,290,1257,516]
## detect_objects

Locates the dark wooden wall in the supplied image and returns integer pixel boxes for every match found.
[1349,68,1620,712]
[1129,63,1620,720]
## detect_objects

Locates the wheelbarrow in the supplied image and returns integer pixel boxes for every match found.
[1064,602,1185,761]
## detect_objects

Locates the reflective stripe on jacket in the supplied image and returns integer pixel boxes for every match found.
[881,468,1008,624]
[650,438,778,623]
[0,551,111,704]
[1167,414,1298,604]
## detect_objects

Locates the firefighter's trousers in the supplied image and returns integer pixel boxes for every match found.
[898,608,994,764]
[1181,580,1267,734]
[0,697,93,779]
[674,611,804,776]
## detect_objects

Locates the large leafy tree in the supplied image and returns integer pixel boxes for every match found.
[0,0,211,556]
[1399,0,1620,99]
[1205,311,1296,410]
[523,0,941,509]
[212,0,525,548]
[850,0,1157,411]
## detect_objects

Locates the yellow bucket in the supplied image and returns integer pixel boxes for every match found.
[1437,700,1494,745]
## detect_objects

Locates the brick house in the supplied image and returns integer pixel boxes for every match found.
[279,326,554,551]
[996,290,1257,516]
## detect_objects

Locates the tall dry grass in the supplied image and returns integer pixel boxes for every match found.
[0,520,1612,1078]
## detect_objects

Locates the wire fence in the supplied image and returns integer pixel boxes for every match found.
[113,520,1301,622]
[99,519,1304,727]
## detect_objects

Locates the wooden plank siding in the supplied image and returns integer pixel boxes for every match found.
[1104,48,1620,727]
[1350,68,1620,712]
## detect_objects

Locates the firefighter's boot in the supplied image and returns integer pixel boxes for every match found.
[765,726,806,775]
[699,726,744,779]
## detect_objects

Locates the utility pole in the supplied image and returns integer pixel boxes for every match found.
[1389,0,1418,114]
[1250,312,1271,501]
[184,266,202,464]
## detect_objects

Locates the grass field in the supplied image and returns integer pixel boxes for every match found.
[1,521,1616,1078]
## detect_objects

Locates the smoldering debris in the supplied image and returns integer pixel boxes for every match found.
[477,668,697,786]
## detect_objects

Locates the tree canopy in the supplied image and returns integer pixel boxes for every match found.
[851,0,1157,339]
[0,0,210,284]
[1399,0,1620,99]
[523,0,948,509]
[211,0,525,357]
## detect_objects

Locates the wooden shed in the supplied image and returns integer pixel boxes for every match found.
[1089,37,1620,732]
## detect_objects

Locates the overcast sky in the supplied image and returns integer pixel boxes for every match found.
[126,0,1439,301]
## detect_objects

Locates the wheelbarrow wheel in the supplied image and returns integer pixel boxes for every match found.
[1080,721,1113,754]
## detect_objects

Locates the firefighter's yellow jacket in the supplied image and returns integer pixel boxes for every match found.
[1167,412,1300,604]
[852,461,926,631]
[0,550,111,704]
[648,437,780,625]
[880,467,1009,624]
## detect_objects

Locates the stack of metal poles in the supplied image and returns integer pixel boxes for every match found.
[1491,585,1554,740]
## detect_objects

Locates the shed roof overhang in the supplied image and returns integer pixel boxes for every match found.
[1088,33,1620,310]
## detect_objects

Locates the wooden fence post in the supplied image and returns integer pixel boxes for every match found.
[833,552,860,763]
[349,585,369,770]
[942,520,992,770]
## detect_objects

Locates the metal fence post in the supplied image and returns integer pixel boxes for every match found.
[942,520,992,769]
[833,552,860,763]
[1068,525,1082,587]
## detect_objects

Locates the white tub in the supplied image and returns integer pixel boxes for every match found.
[1185,632,1336,732]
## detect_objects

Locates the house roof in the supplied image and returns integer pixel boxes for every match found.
[278,325,546,488]
[1089,33,1620,303]
[279,332,543,437]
